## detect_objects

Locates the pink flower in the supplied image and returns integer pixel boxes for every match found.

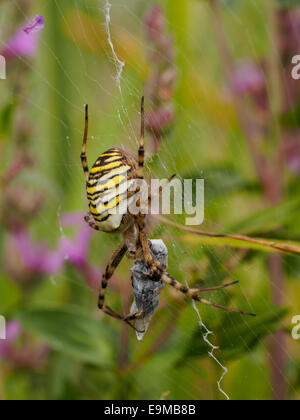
[6,212,95,281]
[143,5,176,152]
[2,14,45,60]
[24,15,45,34]
[144,4,165,42]
[14,230,62,276]
[0,320,50,368]
[232,60,265,95]
[4,212,102,290]
[0,321,22,358]
[145,106,175,133]
[14,213,93,276]
[283,133,300,174]
[59,212,93,267]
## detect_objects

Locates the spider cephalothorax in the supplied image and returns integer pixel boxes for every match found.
[80,97,255,333]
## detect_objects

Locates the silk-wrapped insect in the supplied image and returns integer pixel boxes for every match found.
[129,240,167,340]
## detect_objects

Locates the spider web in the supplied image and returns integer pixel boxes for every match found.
[103,0,124,92]
[2,0,299,401]
[101,0,230,400]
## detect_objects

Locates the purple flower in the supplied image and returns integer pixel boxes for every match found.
[143,5,176,152]
[231,60,265,95]
[24,15,45,34]
[0,321,22,358]
[0,320,50,368]
[5,320,22,340]
[11,212,93,275]
[59,212,93,267]
[2,14,45,60]
[14,230,63,276]
[4,212,98,289]
[145,106,175,133]
[144,4,165,42]
[283,133,300,174]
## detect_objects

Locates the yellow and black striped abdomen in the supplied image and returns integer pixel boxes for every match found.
[86,148,137,233]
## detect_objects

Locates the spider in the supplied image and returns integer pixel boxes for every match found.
[80,97,256,331]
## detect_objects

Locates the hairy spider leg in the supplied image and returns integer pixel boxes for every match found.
[161,272,256,316]
[80,104,89,182]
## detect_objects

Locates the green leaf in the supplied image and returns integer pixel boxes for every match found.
[280,98,300,128]
[218,307,288,361]
[182,166,259,204]
[17,305,117,367]
[180,305,288,363]
[0,274,21,314]
[276,0,300,9]
[0,102,15,137]
[224,198,300,235]
[158,216,300,255]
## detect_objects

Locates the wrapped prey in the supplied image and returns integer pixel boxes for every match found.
[130,239,168,341]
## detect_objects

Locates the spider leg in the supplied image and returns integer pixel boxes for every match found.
[161,272,256,317]
[97,242,145,333]
[123,310,144,323]
[137,96,145,180]
[101,304,144,333]
[147,174,177,210]
[189,280,239,293]
[84,212,100,231]
[98,241,127,312]
[139,230,156,266]
[157,173,177,196]
[134,97,163,275]
[80,104,89,182]
[135,229,165,278]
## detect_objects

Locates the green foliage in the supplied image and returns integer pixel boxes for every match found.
[17,306,117,367]
[224,198,300,235]
[0,102,15,138]
[179,305,288,362]
[182,165,259,204]
[277,0,300,9]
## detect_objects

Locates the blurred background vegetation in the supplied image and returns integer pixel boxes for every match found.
[0,0,300,400]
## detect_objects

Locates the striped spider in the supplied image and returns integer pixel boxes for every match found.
[80,97,255,332]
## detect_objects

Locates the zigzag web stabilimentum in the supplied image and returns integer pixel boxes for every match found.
[103,0,125,93]
[190,295,230,400]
